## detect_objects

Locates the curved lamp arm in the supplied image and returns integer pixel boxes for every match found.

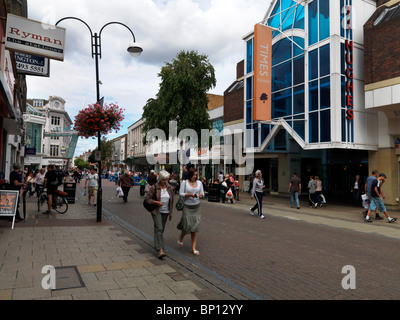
[56,17,96,57]
[99,21,136,43]
[56,16,94,37]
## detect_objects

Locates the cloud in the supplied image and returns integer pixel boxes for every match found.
[26,0,271,156]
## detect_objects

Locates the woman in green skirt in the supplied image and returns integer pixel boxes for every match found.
[177,168,204,256]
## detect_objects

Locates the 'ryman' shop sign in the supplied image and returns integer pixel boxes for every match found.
[5,14,66,61]
[253,24,272,122]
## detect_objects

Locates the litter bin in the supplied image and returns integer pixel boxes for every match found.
[63,182,77,204]
[208,184,220,202]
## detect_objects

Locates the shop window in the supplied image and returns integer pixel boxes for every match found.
[319,44,330,77]
[320,77,330,109]
[293,85,305,114]
[309,0,318,45]
[293,115,305,140]
[309,49,318,80]
[282,6,297,31]
[272,61,292,92]
[293,55,304,86]
[320,109,331,142]
[247,39,253,74]
[293,37,304,57]
[294,5,305,30]
[261,124,271,142]
[309,80,319,111]
[272,89,292,118]
[309,0,330,45]
[309,112,319,143]
[319,0,330,41]
[246,101,253,124]
[246,77,253,100]
[272,38,292,66]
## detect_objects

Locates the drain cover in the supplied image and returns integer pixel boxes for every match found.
[53,266,85,291]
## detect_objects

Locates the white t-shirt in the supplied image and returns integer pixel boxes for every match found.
[35,173,45,185]
[159,188,170,214]
[87,173,98,187]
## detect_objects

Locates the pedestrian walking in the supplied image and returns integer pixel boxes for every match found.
[139,175,147,198]
[177,168,204,256]
[147,170,158,186]
[84,167,98,206]
[249,170,265,219]
[315,176,323,207]
[145,170,174,259]
[351,175,363,206]
[222,174,234,204]
[365,173,397,223]
[289,172,301,209]
[307,176,317,208]
[118,170,135,204]
[364,170,383,220]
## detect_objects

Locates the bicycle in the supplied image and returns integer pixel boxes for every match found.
[37,189,69,214]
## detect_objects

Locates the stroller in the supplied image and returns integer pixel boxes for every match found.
[309,192,327,208]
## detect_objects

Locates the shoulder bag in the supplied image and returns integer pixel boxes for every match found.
[175,181,186,211]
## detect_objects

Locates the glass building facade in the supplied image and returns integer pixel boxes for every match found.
[242,0,376,201]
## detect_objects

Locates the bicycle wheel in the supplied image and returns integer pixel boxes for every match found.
[53,196,68,214]
[37,193,47,211]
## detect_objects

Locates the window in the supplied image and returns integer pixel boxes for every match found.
[51,116,61,126]
[308,0,330,45]
[247,39,253,74]
[268,0,306,34]
[50,145,59,157]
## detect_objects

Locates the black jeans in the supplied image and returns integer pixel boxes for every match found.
[121,187,131,203]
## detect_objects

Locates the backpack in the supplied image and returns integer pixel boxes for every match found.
[54,169,66,186]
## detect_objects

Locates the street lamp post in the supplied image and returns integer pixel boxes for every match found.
[56,17,143,222]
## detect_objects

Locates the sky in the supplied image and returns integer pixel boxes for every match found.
[26,0,272,157]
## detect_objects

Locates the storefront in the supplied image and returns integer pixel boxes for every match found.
[243,0,378,203]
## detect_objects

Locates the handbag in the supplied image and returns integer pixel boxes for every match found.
[221,181,228,188]
[175,181,186,211]
[143,185,158,212]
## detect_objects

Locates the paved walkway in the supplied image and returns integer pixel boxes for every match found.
[0,186,398,300]
[0,190,246,300]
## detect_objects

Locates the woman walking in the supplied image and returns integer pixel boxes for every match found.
[315,176,323,207]
[249,170,265,219]
[222,174,234,204]
[117,170,134,204]
[145,170,174,259]
[177,168,204,256]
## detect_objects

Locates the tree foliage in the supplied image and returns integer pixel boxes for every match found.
[142,50,216,145]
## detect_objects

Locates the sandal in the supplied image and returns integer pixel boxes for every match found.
[177,240,183,247]
[192,250,200,256]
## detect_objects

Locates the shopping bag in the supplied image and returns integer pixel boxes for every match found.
[226,188,233,199]
[116,186,124,198]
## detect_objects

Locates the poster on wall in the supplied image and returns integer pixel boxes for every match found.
[0,190,19,230]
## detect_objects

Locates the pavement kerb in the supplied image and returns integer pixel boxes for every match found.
[215,191,400,240]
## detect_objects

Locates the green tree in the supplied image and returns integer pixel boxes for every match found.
[142,50,216,146]
[88,138,113,164]
[74,157,91,170]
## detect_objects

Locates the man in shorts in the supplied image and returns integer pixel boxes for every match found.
[84,168,98,206]
[365,173,397,223]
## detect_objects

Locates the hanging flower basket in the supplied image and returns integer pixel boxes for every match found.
[73,102,125,139]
